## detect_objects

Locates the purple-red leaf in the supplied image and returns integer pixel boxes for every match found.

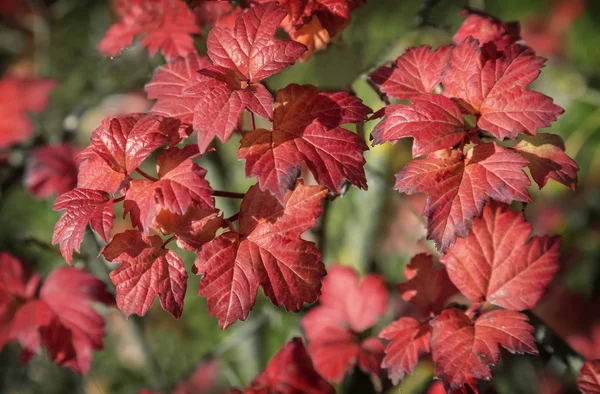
[25,144,81,199]
[578,360,600,394]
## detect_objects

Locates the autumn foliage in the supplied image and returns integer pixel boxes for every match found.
[1,1,596,393]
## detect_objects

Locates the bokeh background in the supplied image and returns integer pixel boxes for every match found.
[0,0,599,393]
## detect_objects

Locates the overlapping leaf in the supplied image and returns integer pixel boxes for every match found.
[193,181,327,329]
[453,8,520,51]
[442,38,563,139]
[395,143,531,250]
[369,46,452,100]
[124,146,214,234]
[25,144,81,199]
[239,83,370,200]
[440,203,561,311]
[52,189,115,263]
[578,360,600,394]
[430,308,536,392]
[102,230,187,318]
[301,265,388,382]
[154,207,223,251]
[77,148,127,194]
[98,0,201,60]
[372,94,467,157]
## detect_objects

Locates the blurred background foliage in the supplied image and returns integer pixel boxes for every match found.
[0,0,599,393]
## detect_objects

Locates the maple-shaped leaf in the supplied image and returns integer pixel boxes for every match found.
[514,133,578,190]
[194,181,327,329]
[239,83,370,200]
[440,203,561,311]
[155,206,223,251]
[98,0,201,60]
[578,360,600,394]
[77,148,128,194]
[430,308,536,392]
[372,94,467,157]
[0,76,55,148]
[397,253,456,314]
[145,53,212,127]
[245,337,335,394]
[301,265,388,382]
[442,39,563,139]
[369,45,452,100]
[379,317,431,384]
[53,188,116,263]
[124,145,214,234]
[395,143,531,250]
[90,114,181,175]
[25,144,81,199]
[102,230,187,318]
[453,8,520,51]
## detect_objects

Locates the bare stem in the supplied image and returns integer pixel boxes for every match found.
[212,190,245,199]
[135,168,158,182]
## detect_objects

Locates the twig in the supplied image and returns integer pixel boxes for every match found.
[212,190,245,199]
[365,76,391,105]
[135,168,158,182]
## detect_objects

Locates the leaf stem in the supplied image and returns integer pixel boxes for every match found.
[135,168,158,182]
[212,190,245,199]
[365,76,391,105]
[249,111,256,130]
[225,212,240,223]
[113,195,125,203]
[162,235,176,248]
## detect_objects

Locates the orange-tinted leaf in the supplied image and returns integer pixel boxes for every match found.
[379,317,431,384]
[25,144,81,199]
[102,230,187,318]
[98,0,201,60]
[239,84,370,200]
[440,203,561,311]
[578,360,600,394]
[430,308,536,392]
[395,143,531,250]
[52,189,115,263]
[372,94,466,157]
[194,182,327,329]
[514,133,578,190]
[155,207,223,251]
[301,265,388,382]
[398,254,456,314]
[370,45,452,100]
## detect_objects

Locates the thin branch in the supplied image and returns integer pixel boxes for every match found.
[225,212,239,223]
[249,111,256,130]
[135,168,158,181]
[212,190,245,199]
[161,235,176,248]
[365,76,391,105]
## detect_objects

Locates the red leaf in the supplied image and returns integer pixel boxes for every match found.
[194,182,327,329]
[372,94,467,157]
[52,189,115,263]
[155,207,223,251]
[207,3,306,83]
[395,143,531,250]
[301,265,388,382]
[440,203,561,311]
[379,317,431,384]
[578,360,600,394]
[98,0,201,60]
[0,76,55,148]
[102,230,187,318]
[514,133,578,190]
[397,254,456,314]
[442,39,563,139]
[146,53,212,127]
[453,8,520,51]
[124,146,214,234]
[77,149,128,194]
[182,65,274,152]
[239,84,369,200]
[369,45,452,100]
[248,337,335,394]
[25,144,81,199]
[89,114,181,174]
[430,308,536,392]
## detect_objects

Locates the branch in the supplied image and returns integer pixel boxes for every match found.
[212,190,245,199]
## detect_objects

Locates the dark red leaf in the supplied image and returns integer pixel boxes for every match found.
[372,94,466,157]
[430,308,536,392]
[395,143,531,250]
[102,230,187,318]
[194,182,327,329]
[52,188,115,263]
[301,265,388,382]
[440,203,561,311]
[578,360,600,394]
[514,133,578,190]
[239,83,369,200]
[98,0,201,60]
[369,45,452,100]
[379,317,431,384]
[25,144,81,199]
